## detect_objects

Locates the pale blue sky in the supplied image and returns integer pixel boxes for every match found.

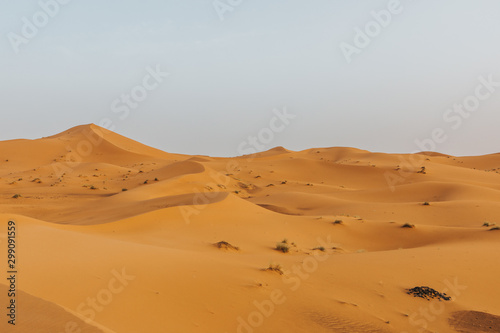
[1,0,500,156]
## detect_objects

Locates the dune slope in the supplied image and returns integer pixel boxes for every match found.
[1,124,499,333]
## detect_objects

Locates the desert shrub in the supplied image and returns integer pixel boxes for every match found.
[276,241,290,253]
[214,241,239,251]
[265,264,284,275]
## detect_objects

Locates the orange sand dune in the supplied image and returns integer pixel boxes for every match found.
[1,124,499,333]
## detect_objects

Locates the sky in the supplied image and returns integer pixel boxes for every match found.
[1,0,500,157]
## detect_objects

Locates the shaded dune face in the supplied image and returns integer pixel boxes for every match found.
[449,311,500,332]
[0,124,499,333]
[0,285,105,333]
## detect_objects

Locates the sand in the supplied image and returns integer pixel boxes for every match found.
[0,124,499,332]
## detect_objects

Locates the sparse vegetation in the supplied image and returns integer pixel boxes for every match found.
[490,227,500,231]
[423,202,430,206]
[214,241,239,251]
[483,222,495,227]
[154,178,159,182]
[417,166,427,174]
[313,246,326,252]
[276,239,290,253]
[238,182,255,190]
[333,219,344,225]
[122,188,128,192]
[89,185,97,190]
[265,264,284,275]
[401,223,415,229]
[12,194,21,199]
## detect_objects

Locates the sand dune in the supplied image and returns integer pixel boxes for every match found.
[1,124,499,332]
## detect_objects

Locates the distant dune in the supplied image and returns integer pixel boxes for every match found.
[1,124,499,332]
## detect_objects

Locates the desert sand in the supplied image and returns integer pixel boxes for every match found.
[0,124,499,333]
